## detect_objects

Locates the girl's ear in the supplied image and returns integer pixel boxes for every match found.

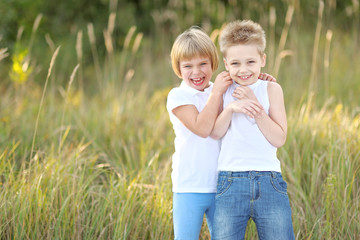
[223,58,229,71]
[261,54,266,67]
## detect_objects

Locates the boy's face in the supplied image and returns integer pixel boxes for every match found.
[224,44,266,86]
[179,55,213,91]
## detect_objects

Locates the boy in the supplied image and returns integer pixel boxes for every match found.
[211,20,295,239]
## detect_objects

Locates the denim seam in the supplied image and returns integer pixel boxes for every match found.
[255,181,261,201]
[215,179,233,198]
[270,177,287,195]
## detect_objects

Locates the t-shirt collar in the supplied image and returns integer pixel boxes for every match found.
[180,81,213,95]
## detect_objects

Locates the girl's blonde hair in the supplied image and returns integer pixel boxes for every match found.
[219,20,266,56]
[171,26,219,78]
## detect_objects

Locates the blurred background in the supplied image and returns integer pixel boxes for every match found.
[0,0,359,239]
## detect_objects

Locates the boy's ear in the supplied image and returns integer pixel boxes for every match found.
[261,54,266,67]
[223,58,229,71]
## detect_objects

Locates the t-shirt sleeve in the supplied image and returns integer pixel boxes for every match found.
[166,88,194,113]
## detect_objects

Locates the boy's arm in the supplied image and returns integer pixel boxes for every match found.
[211,98,264,139]
[172,71,232,138]
[255,82,287,147]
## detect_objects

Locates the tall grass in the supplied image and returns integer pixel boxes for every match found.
[0,1,360,239]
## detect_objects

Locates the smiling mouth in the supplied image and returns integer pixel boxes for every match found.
[191,77,205,85]
[238,75,252,80]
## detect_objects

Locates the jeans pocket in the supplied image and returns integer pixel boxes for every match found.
[216,175,232,197]
[270,173,288,195]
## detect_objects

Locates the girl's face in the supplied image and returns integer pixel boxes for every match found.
[179,55,213,91]
[224,44,266,86]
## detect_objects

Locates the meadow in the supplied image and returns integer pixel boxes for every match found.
[0,0,359,239]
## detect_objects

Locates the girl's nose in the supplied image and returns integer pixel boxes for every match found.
[192,67,201,75]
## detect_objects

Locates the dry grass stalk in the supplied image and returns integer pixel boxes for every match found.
[104,30,114,54]
[16,26,24,41]
[76,31,83,61]
[309,0,324,93]
[273,5,294,77]
[268,7,276,71]
[45,33,55,52]
[324,29,333,96]
[0,48,9,62]
[31,46,61,161]
[210,29,220,45]
[125,69,135,82]
[29,14,43,52]
[132,33,143,53]
[124,26,136,50]
[87,23,102,86]
[59,64,80,154]
[76,31,84,90]
[108,12,116,35]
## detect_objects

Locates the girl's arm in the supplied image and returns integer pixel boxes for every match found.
[255,82,287,147]
[172,71,232,138]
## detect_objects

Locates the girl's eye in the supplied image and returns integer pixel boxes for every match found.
[200,62,207,66]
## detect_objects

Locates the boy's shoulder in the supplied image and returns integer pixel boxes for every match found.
[267,81,283,93]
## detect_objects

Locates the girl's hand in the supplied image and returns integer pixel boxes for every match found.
[259,73,276,82]
[232,86,258,101]
[229,99,264,119]
[212,71,233,95]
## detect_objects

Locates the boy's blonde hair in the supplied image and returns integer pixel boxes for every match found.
[171,26,219,78]
[219,20,266,56]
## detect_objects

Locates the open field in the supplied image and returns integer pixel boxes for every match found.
[0,0,359,239]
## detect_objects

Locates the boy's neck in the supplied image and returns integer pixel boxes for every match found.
[233,78,259,86]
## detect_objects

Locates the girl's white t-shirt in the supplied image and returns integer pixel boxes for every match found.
[167,81,220,193]
[218,80,282,172]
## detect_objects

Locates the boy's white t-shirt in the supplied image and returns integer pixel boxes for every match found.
[217,80,282,172]
[167,81,220,193]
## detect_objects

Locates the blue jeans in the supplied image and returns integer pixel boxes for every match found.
[212,171,295,240]
[173,193,216,240]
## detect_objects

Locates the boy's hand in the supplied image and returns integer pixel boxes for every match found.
[229,99,264,119]
[232,86,258,102]
[259,73,276,82]
[213,71,233,95]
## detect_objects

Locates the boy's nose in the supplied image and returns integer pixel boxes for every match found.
[239,66,247,73]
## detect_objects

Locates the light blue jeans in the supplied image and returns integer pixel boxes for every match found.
[212,171,295,240]
[173,192,216,240]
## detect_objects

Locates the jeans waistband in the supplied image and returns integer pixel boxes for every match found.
[218,171,280,178]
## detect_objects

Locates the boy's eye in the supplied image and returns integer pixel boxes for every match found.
[231,62,239,66]
[248,61,256,64]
